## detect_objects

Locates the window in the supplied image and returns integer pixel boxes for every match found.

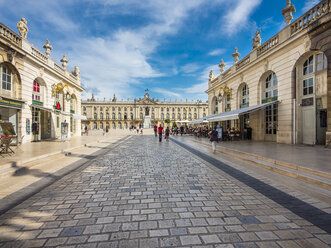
[194,108,196,112]
[70,98,75,113]
[178,108,180,111]
[1,65,12,91]
[32,80,41,102]
[303,55,314,75]
[100,107,103,111]
[112,122,115,128]
[264,73,278,100]
[203,113,206,117]
[152,113,155,119]
[161,113,164,120]
[94,113,97,119]
[167,108,169,112]
[177,114,181,119]
[100,113,103,119]
[130,113,133,119]
[166,113,170,119]
[112,113,115,119]
[124,107,127,111]
[94,122,97,129]
[124,114,127,120]
[161,107,164,111]
[118,107,121,111]
[140,107,142,111]
[183,113,186,119]
[172,113,175,119]
[118,122,122,129]
[118,113,121,119]
[107,122,110,128]
[303,78,314,95]
[194,113,197,119]
[112,107,115,111]
[83,112,86,116]
[140,113,143,119]
[100,122,103,129]
[124,122,127,129]
[240,84,249,108]
[94,107,97,111]
[106,113,109,119]
[188,113,192,119]
[225,94,231,111]
[316,53,328,72]
[130,107,133,111]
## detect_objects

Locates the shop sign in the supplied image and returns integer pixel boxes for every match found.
[32,100,44,106]
[54,102,61,110]
[61,121,68,141]
[0,98,23,108]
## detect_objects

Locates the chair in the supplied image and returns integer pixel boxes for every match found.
[0,136,14,156]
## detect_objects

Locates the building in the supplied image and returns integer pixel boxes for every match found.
[205,0,331,146]
[0,18,84,143]
[81,93,208,130]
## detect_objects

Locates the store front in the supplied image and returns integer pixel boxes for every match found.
[0,97,24,139]
[31,106,52,141]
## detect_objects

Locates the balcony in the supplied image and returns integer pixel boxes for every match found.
[262,96,278,104]
[240,103,249,109]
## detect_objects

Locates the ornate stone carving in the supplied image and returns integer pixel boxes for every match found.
[17,18,29,39]
[209,70,214,82]
[60,54,69,68]
[73,66,80,77]
[7,49,17,63]
[281,0,296,25]
[43,39,53,56]
[218,59,225,73]
[252,31,261,49]
[232,47,240,63]
[39,67,44,77]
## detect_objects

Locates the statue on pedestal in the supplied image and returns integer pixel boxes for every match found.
[145,106,150,116]
[17,18,29,39]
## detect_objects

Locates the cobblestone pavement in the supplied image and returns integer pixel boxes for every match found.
[0,135,330,248]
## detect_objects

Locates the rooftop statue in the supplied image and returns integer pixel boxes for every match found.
[209,70,214,82]
[17,18,28,39]
[281,0,296,25]
[252,31,261,50]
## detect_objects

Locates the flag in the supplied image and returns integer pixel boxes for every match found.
[145,88,150,92]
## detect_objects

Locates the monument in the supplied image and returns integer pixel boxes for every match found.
[143,106,151,128]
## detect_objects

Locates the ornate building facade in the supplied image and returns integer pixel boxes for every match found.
[0,18,84,143]
[205,0,331,145]
[81,93,208,130]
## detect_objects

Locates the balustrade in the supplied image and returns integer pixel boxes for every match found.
[236,55,250,70]
[257,35,279,57]
[291,0,329,35]
[0,23,21,46]
[31,47,48,62]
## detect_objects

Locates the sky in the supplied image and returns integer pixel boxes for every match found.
[0,0,320,102]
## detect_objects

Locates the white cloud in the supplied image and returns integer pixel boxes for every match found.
[153,87,182,98]
[223,0,262,35]
[180,63,201,74]
[208,49,226,56]
[302,0,321,12]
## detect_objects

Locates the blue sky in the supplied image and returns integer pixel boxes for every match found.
[0,0,320,101]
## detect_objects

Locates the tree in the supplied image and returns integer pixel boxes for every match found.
[172,122,177,127]
[165,118,171,124]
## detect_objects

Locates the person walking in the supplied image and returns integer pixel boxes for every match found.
[208,126,219,154]
[158,124,163,142]
[154,125,157,137]
[165,126,170,141]
[180,125,184,136]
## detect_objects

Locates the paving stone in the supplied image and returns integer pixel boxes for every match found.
[44,237,68,246]
[37,228,63,238]
[180,235,202,245]
[170,227,187,235]
[139,238,159,248]
[67,236,89,244]
[60,226,85,237]
[88,234,109,242]
[201,234,221,244]
[160,237,181,247]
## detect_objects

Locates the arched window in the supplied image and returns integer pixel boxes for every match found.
[112,122,115,128]
[152,107,154,111]
[100,122,103,129]
[112,113,115,119]
[94,107,97,111]
[124,122,127,129]
[194,108,197,112]
[94,122,97,129]
[264,72,278,100]
[152,113,155,119]
[224,95,230,112]
[130,113,133,119]
[303,55,314,75]
[118,113,122,119]
[118,107,121,111]
[188,113,192,119]
[124,114,127,120]
[32,79,41,102]
[100,113,103,119]
[112,107,115,111]
[140,113,143,119]
[172,113,175,119]
[100,107,103,111]
[124,107,127,111]
[177,114,181,119]
[172,108,175,111]
[240,84,249,108]
[106,113,110,119]
[194,113,197,119]
[106,122,110,129]
[140,107,143,111]
[178,107,180,111]
[166,113,170,119]
[167,108,169,112]
[203,113,206,117]
[130,107,133,111]
[1,65,12,93]
[161,113,164,120]
[161,107,164,111]
[183,113,186,119]
[118,122,122,129]
[83,112,86,116]
[94,113,97,119]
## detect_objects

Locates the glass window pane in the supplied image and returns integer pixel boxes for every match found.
[303,88,307,95]
[309,87,313,94]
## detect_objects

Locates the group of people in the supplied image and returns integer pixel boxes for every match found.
[129,124,144,135]
[154,125,170,142]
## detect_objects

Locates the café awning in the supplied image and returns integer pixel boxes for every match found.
[206,100,279,122]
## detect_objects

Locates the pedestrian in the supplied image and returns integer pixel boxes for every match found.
[154,125,157,137]
[165,126,170,141]
[208,126,219,154]
[180,125,184,136]
[158,124,163,142]
[136,126,139,134]
[140,127,143,135]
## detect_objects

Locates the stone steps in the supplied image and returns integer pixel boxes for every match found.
[193,140,331,191]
